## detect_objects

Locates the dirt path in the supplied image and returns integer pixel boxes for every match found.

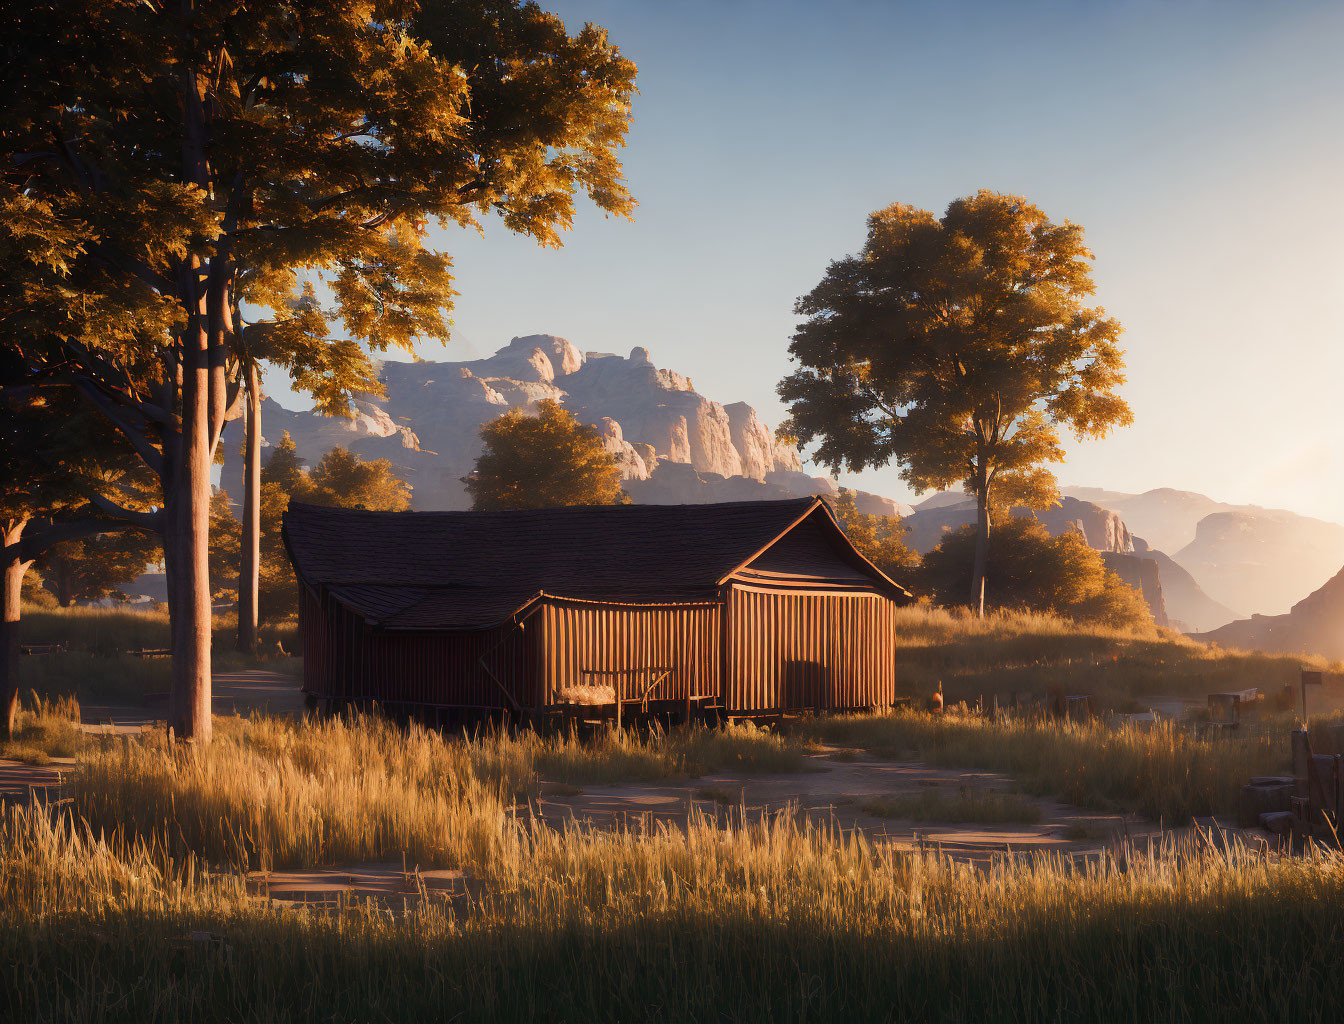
[0,758,73,806]
[529,748,1160,862]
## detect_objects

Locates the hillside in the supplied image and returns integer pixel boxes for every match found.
[1195,563,1344,660]
[221,335,905,517]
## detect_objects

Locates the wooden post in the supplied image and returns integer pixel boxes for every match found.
[615,674,622,732]
[1292,729,1311,804]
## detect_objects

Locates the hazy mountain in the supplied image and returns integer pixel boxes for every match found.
[902,496,1135,556]
[1128,539,1238,634]
[1064,486,1344,619]
[1173,509,1344,619]
[911,491,976,512]
[1062,487,1226,553]
[220,334,907,518]
[1195,563,1344,660]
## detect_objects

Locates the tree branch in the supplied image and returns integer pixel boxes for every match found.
[74,382,165,474]
[15,513,159,563]
[82,490,164,531]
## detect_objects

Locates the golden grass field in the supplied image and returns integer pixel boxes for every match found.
[4,604,1343,1021]
[3,705,1343,1022]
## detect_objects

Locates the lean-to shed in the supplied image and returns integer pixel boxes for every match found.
[283,497,912,721]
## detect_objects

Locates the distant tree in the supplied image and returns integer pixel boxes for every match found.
[920,516,1153,631]
[465,401,625,510]
[256,434,412,621]
[2,1,637,740]
[828,490,921,591]
[305,449,412,513]
[779,191,1132,615]
[37,531,161,607]
[208,491,241,602]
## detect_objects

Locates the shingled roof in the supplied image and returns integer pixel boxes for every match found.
[283,497,906,630]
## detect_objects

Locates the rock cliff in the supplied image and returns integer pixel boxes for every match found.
[1174,509,1344,619]
[901,496,1135,556]
[220,334,887,515]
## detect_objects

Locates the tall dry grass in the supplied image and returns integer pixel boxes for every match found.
[523,720,816,784]
[0,692,84,764]
[2,797,1342,1022]
[71,713,528,870]
[67,713,816,870]
[797,707,1288,821]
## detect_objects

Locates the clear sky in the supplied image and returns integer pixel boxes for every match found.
[278,0,1344,521]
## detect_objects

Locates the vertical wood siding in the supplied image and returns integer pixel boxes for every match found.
[538,600,721,707]
[301,588,535,708]
[724,586,898,713]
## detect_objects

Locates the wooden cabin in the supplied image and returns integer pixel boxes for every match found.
[282,497,912,723]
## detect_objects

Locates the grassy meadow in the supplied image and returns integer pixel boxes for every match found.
[795,708,1296,822]
[888,604,1332,710]
[6,603,1342,1020]
[4,729,1344,1021]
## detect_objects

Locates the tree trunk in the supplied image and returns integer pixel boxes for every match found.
[165,278,214,743]
[236,360,260,655]
[971,487,991,617]
[2,522,30,742]
[56,564,75,608]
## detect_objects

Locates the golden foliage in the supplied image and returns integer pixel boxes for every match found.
[465,400,625,511]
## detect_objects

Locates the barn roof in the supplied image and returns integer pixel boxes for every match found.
[283,497,909,630]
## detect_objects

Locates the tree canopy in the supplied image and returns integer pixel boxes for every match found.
[465,400,625,510]
[920,516,1153,631]
[305,449,413,513]
[779,191,1131,612]
[0,0,637,739]
[37,532,161,607]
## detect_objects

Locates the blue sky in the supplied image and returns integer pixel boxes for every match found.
[272,0,1344,520]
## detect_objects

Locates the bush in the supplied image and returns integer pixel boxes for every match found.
[922,515,1154,630]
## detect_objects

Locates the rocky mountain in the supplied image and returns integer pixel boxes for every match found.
[1194,563,1344,661]
[1127,538,1238,634]
[1062,487,1227,553]
[1063,486,1344,618]
[903,495,1135,556]
[221,334,907,518]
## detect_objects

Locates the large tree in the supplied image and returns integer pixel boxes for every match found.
[465,400,625,510]
[779,191,1131,614]
[1,1,636,740]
